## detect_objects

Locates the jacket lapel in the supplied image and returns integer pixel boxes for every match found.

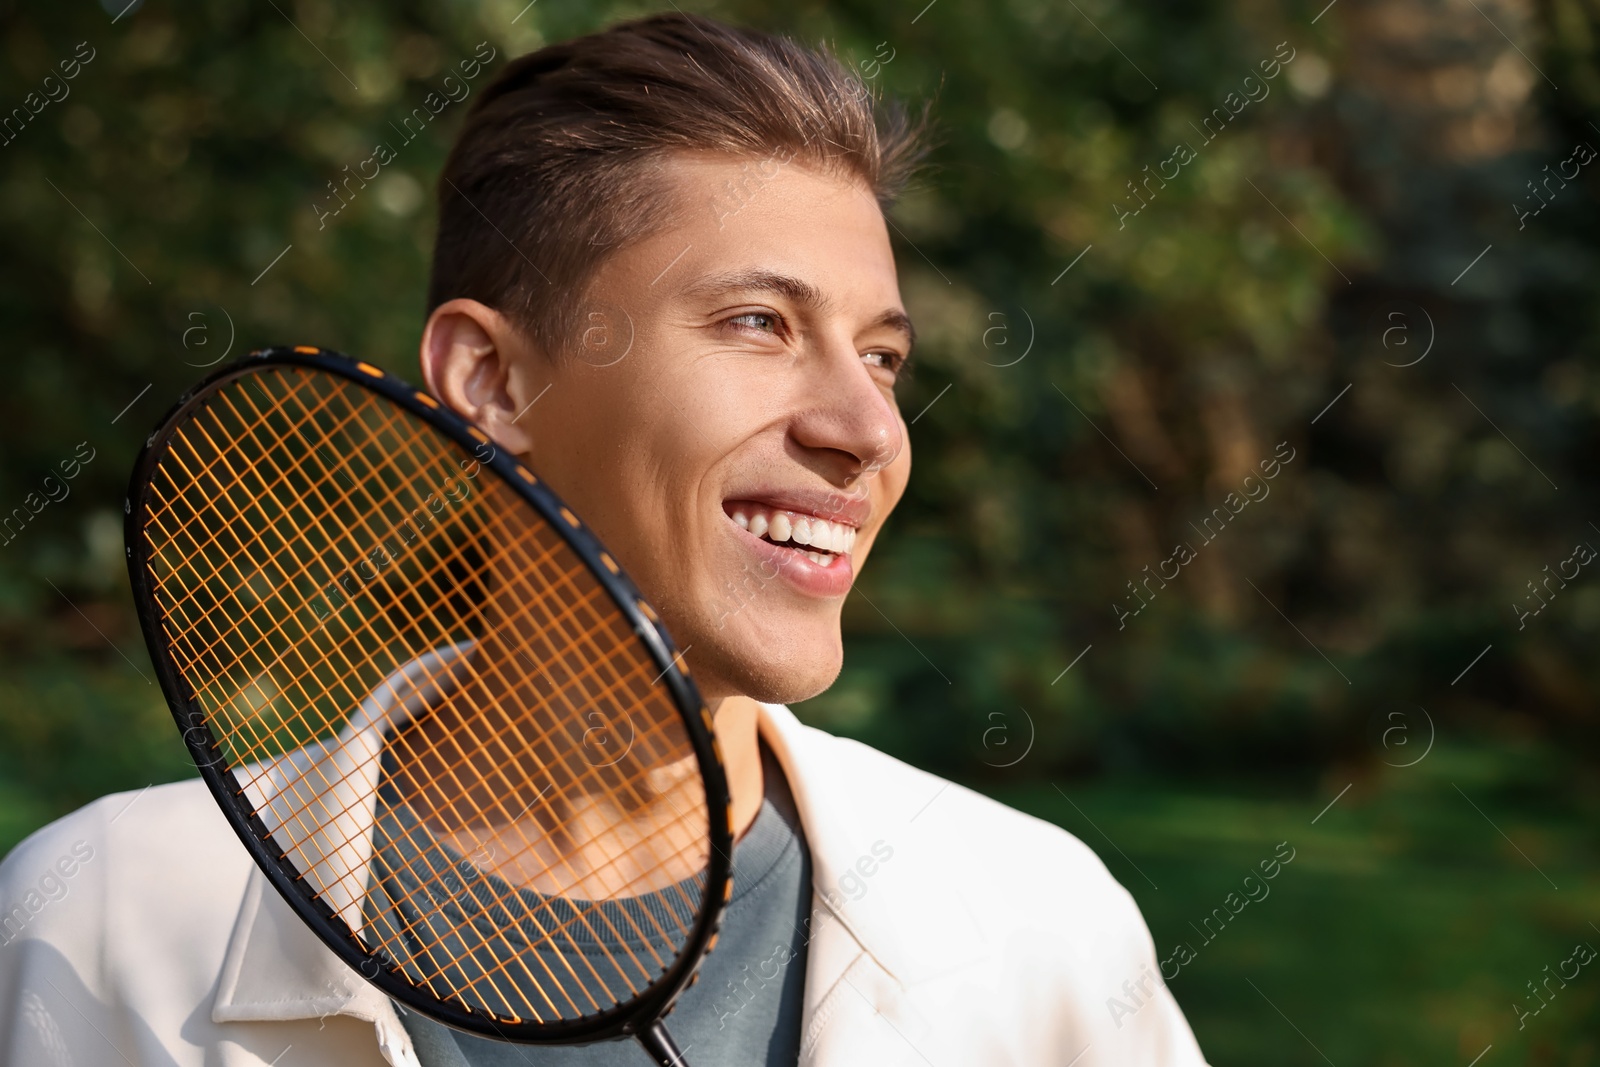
[754,703,928,1065]
[213,868,421,1066]
[757,703,1003,1066]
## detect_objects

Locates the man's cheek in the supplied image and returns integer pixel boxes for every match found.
[887,449,912,500]
[850,529,884,571]
[865,454,912,536]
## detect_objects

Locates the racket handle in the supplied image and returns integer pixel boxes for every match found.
[636,1018,692,1067]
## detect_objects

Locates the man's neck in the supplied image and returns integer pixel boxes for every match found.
[712,695,766,840]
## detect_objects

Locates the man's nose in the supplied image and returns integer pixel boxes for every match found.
[787,333,905,485]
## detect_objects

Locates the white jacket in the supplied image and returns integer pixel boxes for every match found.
[0,701,1207,1066]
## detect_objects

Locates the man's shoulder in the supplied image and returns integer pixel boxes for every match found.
[0,779,391,1067]
[0,777,248,947]
[777,709,1194,1064]
[780,714,1136,917]
[3,776,233,870]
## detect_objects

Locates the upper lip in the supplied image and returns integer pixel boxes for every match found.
[722,486,872,529]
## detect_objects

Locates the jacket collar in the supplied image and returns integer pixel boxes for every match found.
[236,642,477,937]
[211,692,905,1029]
[752,702,915,985]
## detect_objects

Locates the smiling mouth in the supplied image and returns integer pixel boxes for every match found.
[724,501,858,567]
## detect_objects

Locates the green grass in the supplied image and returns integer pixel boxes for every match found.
[995,744,1600,1065]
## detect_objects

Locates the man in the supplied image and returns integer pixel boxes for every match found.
[0,12,1207,1066]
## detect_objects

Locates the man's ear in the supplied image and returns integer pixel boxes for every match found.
[419,298,546,456]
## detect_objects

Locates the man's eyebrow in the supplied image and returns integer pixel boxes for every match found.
[869,307,917,351]
[680,268,833,312]
[682,267,916,349]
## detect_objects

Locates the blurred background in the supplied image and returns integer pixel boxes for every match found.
[2,0,1598,1061]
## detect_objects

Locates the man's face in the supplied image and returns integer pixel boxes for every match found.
[498,153,912,704]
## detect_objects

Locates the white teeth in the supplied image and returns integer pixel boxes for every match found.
[730,503,858,556]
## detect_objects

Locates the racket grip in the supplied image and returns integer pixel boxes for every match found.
[635,1018,692,1067]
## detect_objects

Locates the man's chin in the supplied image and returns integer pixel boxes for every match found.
[687,630,843,707]
[733,668,840,707]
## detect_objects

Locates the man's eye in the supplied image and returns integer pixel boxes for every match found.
[727,312,779,333]
[863,350,905,374]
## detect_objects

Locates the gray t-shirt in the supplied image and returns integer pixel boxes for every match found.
[381,746,812,1066]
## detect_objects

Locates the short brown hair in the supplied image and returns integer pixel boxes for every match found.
[426,12,929,357]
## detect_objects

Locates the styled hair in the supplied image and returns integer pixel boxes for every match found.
[426,12,929,357]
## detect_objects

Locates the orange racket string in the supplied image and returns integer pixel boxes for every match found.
[142,368,714,1020]
[385,701,673,997]
[151,396,604,940]
[370,656,677,987]
[148,435,398,735]
[153,410,635,1019]
[358,398,710,918]
[146,369,370,618]
[471,534,712,926]
[150,385,537,979]
[154,385,450,666]
[384,502,710,921]
[149,432,416,805]
[390,678,707,942]
[160,371,688,895]
[162,384,462,672]
[142,366,348,529]
[167,412,688,966]
[165,383,501,741]
[161,374,701,958]
[181,391,681,1004]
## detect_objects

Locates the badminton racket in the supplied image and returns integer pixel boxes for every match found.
[123,346,732,1065]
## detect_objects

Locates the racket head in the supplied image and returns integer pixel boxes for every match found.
[123,346,733,1043]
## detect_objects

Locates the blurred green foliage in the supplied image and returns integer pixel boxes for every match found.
[2,0,1598,1060]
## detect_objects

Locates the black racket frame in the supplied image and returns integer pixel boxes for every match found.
[123,346,734,1052]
